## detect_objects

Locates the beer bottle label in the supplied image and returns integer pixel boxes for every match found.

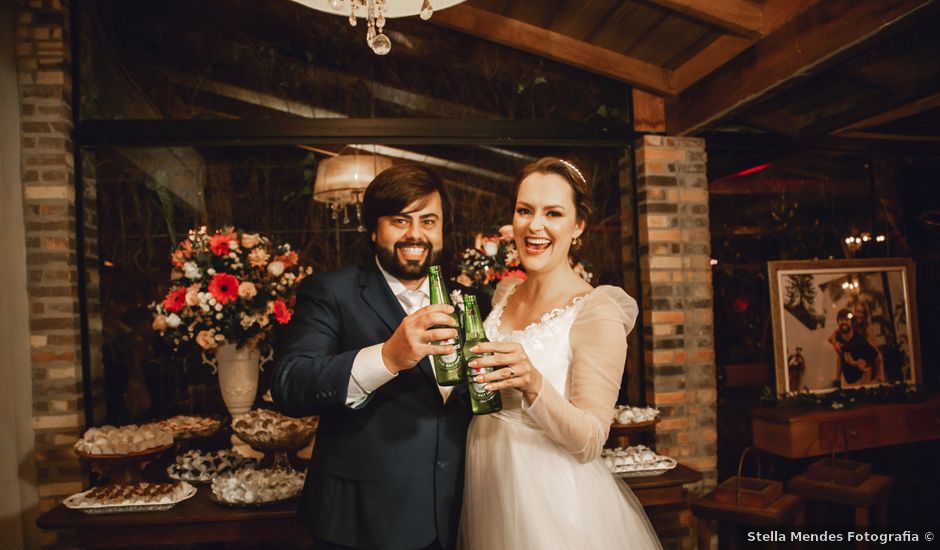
[470,366,497,401]
[437,337,462,368]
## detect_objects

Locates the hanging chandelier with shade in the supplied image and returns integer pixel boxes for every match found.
[313,147,393,231]
[289,0,467,55]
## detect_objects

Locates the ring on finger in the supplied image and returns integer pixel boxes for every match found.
[508,367,515,378]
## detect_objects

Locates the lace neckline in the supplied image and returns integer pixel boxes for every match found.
[491,281,593,337]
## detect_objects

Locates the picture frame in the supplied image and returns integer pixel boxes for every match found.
[768,258,921,396]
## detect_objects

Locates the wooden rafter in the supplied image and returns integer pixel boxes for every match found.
[671,0,820,92]
[430,4,674,95]
[833,90,940,133]
[645,0,764,38]
[666,0,935,136]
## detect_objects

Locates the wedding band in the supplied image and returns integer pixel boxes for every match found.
[508,367,515,378]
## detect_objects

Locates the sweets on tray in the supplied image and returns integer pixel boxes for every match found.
[612,405,660,425]
[157,415,221,436]
[211,468,305,505]
[167,449,258,482]
[602,445,676,474]
[231,409,317,449]
[74,424,173,456]
[67,481,191,507]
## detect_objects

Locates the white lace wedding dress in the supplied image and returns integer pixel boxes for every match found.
[460,278,662,550]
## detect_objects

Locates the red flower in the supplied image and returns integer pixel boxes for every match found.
[208,273,239,304]
[210,234,234,256]
[272,299,292,324]
[162,287,187,313]
[502,269,527,281]
[275,251,298,269]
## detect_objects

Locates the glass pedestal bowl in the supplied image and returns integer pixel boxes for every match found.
[231,413,317,470]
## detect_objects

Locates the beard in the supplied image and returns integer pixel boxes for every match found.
[376,239,443,281]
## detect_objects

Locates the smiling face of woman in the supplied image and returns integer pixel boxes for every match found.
[513,172,584,275]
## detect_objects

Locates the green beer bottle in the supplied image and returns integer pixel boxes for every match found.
[428,265,465,386]
[462,294,503,415]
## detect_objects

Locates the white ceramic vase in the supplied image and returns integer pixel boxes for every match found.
[203,344,271,416]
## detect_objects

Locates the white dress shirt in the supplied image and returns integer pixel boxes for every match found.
[346,259,454,408]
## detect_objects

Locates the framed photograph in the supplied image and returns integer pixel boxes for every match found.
[768,258,921,395]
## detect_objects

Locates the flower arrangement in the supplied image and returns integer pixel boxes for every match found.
[454,225,592,295]
[151,226,312,352]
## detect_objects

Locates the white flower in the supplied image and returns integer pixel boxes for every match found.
[450,289,464,311]
[483,241,499,257]
[214,303,223,312]
[228,240,238,250]
[267,261,285,277]
[165,313,182,328]
[182,262,201,279]
[207,268,216,275]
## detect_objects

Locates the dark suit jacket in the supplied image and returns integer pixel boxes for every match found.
[272,263,473,550]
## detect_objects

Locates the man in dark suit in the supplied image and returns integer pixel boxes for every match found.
[272,164,472,550]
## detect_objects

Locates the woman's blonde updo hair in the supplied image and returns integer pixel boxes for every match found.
[516,157,595,225]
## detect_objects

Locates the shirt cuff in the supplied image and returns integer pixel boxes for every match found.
[346,343,397,408]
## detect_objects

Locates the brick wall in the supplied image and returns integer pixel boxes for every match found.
[632,135,717,549]
[16,0,102,545]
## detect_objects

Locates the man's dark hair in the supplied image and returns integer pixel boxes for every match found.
[362,164,452,236]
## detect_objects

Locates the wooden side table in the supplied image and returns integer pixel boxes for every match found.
[691,493,805,550]
[787,473,893,527]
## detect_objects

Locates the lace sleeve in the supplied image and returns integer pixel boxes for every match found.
[490,277,524,311]
[523,287,637,463]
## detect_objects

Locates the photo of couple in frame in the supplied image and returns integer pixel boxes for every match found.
[768,258,921,396]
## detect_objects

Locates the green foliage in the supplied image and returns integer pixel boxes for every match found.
[763,382,931,410]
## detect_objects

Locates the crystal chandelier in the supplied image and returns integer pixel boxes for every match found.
[292,1,467,55]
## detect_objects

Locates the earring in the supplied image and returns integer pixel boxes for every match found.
[571,237,582,249]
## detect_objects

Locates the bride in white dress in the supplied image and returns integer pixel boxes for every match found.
[459,158,662,550]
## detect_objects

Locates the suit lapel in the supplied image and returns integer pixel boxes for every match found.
[359,264,439,389]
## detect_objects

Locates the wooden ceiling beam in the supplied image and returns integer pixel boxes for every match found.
[666,0,935,136]
[430,4,674,95]
[671,0,819,92]
[833,91,940,133]
[645,0,765,38]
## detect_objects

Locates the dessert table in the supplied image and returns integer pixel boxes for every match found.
[37,489,311,548]
[38,465,701,547]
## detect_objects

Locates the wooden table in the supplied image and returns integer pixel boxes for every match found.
[38,465,701,547]
[751,396,940,458]
[625,463,703,507]
[37,489,311,548]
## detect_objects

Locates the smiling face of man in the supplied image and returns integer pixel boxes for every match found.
[372,191,444,281]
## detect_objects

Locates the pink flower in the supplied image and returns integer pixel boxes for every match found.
[241,233,261,248]
[208,273,239,304]
[498,225,514,240]
[152,315,167,332]
[248,248,270,268]
[162,288,187,313]
[196,330,216,350]
[238,281,257,299]
[185,285,201,306]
